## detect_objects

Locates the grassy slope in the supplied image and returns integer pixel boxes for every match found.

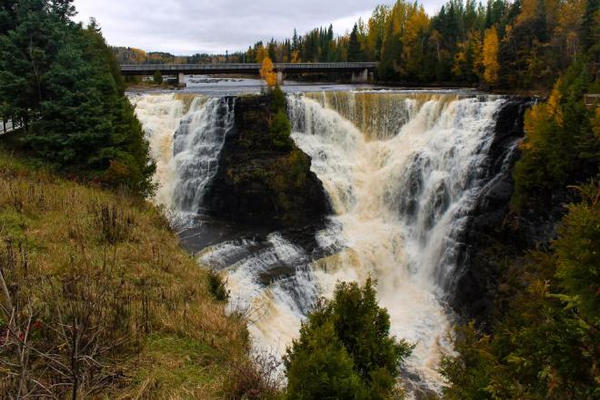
[0,148,249,399]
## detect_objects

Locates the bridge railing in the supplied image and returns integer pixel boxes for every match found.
[120,62,378,74]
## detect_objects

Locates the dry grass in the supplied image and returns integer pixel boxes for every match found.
[0,149,257,399]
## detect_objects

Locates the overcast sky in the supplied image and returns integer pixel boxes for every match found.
[73,0,446,55]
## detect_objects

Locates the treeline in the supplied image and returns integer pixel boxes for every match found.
[0,0,154,195]
[243,0,599,89]
[114,0,600,90]
[113,46,243,65]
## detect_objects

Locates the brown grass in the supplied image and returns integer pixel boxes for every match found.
[0,149,262,399]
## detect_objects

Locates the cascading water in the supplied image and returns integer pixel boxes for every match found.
[287,92,506,387]
[132,90,507,393]
[130,93,235,225]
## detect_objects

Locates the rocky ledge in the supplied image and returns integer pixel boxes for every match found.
[204,93,331,230]
[451,97,535,321]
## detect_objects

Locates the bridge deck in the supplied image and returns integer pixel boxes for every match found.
[121,62,378,75]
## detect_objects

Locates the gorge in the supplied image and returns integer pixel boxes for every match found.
[130,89,529,393]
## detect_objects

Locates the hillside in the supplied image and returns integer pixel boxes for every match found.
[0,149,254,399]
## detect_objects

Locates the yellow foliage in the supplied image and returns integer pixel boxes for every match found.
[366,5,390,58]
[260,57,277,87]
[403,6,429,44]
[470,31,484,77]
[522,104,546,150]
[556,0,585,58]
[402,5,430,63]
[290,50,301,63]
[517,0,539,24]
[547,80,563,126]
[131,47,147,63]
[255,45,268,63]
[522,80,563,151]
[452,41,468,78]
[483,26,500,85]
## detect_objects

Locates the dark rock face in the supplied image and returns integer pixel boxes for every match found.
[451,98,536,321]
[204,95,331,230]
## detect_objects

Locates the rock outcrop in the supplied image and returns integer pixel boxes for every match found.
[451,98,535,321]
[204,94,331,230]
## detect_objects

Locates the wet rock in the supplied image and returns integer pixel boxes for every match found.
[451,97,535,321]
[204,94,332,231]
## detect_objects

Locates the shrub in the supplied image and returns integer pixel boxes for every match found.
[284,279,412,399]
[270,109,293,150]
[222,353,283,400]
[153,70,163,84]
[271,85,287,113]
[207,269,229,301]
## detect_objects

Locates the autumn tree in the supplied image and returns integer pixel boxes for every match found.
[255,44,268,63]
[260,56,278,87]
[483,25,500,85]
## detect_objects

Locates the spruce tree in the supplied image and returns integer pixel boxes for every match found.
[348,23,363,62]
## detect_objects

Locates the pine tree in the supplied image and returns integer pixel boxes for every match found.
[285,279,412,399]
[0,0,154,195]
[348,24,363,61]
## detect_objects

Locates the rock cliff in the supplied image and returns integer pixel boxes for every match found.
[204,94,331,230]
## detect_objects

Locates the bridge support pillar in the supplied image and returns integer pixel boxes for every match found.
[276,71,285,86]
[177,72,186,88]
[351,68,369,83]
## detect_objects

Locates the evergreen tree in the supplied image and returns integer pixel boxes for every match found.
[285,279,412,399]
[348,23,363,61]
[0,0,154,195]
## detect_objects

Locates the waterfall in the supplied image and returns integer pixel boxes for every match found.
[130,93,235,224]
[286,92,506,387]
[132,90,507,392]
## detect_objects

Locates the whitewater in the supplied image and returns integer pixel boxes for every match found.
[130,90,506,392]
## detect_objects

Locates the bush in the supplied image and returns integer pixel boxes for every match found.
[271,84,287,113]
[270,109,293,150]
[153,70,163,84]
[207,269,229,301]
[222,353,283,400]
[284,279,412,399]
[511,62,600,210]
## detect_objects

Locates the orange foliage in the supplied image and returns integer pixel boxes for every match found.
[255,46,268,63]
[483,26,500,85]
[131,48,146,63]
[290,50,301,63]
[260,57,277,87]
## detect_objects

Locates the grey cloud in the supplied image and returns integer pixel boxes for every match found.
[74,0,447,54]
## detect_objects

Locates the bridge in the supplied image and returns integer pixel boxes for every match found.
[120,62,379,85]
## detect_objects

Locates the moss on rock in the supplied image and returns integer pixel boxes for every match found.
[204,93,331,228]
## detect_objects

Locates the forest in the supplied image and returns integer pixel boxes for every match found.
[247,0,600,89]
[117,0,599,91]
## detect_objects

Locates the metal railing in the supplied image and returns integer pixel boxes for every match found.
[120,62,378,74]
